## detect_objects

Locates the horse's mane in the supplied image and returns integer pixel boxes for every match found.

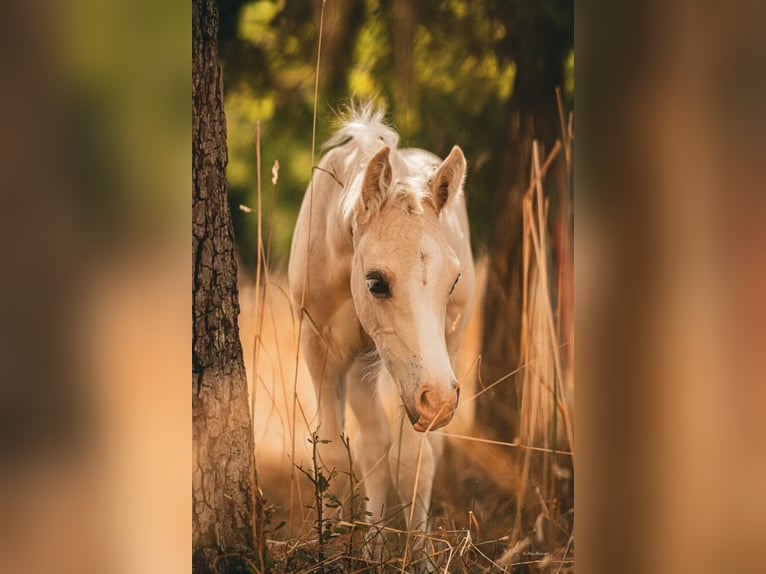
[325,103,430,228]
[323,102,400,154]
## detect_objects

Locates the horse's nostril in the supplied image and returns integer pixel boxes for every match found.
[417,388,434,414]
[416,387,436,420]
[416,384,457,423]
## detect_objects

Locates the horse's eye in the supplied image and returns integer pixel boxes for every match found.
[449,272,462,295]
[365,272,391,298]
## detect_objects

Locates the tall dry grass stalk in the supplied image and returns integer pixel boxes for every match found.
[506,107,574,567]
[284,0,328,537]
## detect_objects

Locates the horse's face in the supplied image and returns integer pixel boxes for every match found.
[350,146,467,432]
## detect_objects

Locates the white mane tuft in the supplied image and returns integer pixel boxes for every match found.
[323,102,400,153]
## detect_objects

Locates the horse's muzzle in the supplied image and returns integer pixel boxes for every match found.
[411,386,459,432]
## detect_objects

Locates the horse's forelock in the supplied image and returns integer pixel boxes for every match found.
[344,173,432,231]
[327,104,440,231]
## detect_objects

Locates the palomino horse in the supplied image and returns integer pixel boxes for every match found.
[288,106,475,535]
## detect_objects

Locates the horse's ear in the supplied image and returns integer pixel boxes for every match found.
[360,146,392,216]
[429,145,466,213]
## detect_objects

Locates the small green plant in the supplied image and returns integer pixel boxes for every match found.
[295,428,338,567]
[294,428,374,571]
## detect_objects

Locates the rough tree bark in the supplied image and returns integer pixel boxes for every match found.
[192,0,264,571]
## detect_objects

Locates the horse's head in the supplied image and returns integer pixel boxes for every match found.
[350,145,467,432]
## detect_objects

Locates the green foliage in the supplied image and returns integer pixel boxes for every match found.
[220,0,573,270]
[293,429,372,570]
[347,0,389,103]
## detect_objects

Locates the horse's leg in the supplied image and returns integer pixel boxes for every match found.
[346,357,392,549]
[301,329,352,518]
[389,411,445,531]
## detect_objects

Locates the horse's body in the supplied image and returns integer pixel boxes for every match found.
[288,107,475,532]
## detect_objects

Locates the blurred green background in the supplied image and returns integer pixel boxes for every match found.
[218,0,574,271]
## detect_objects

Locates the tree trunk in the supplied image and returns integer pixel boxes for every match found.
[392,0,418,134]
[192,0,264,571]
[317,0,362,98]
